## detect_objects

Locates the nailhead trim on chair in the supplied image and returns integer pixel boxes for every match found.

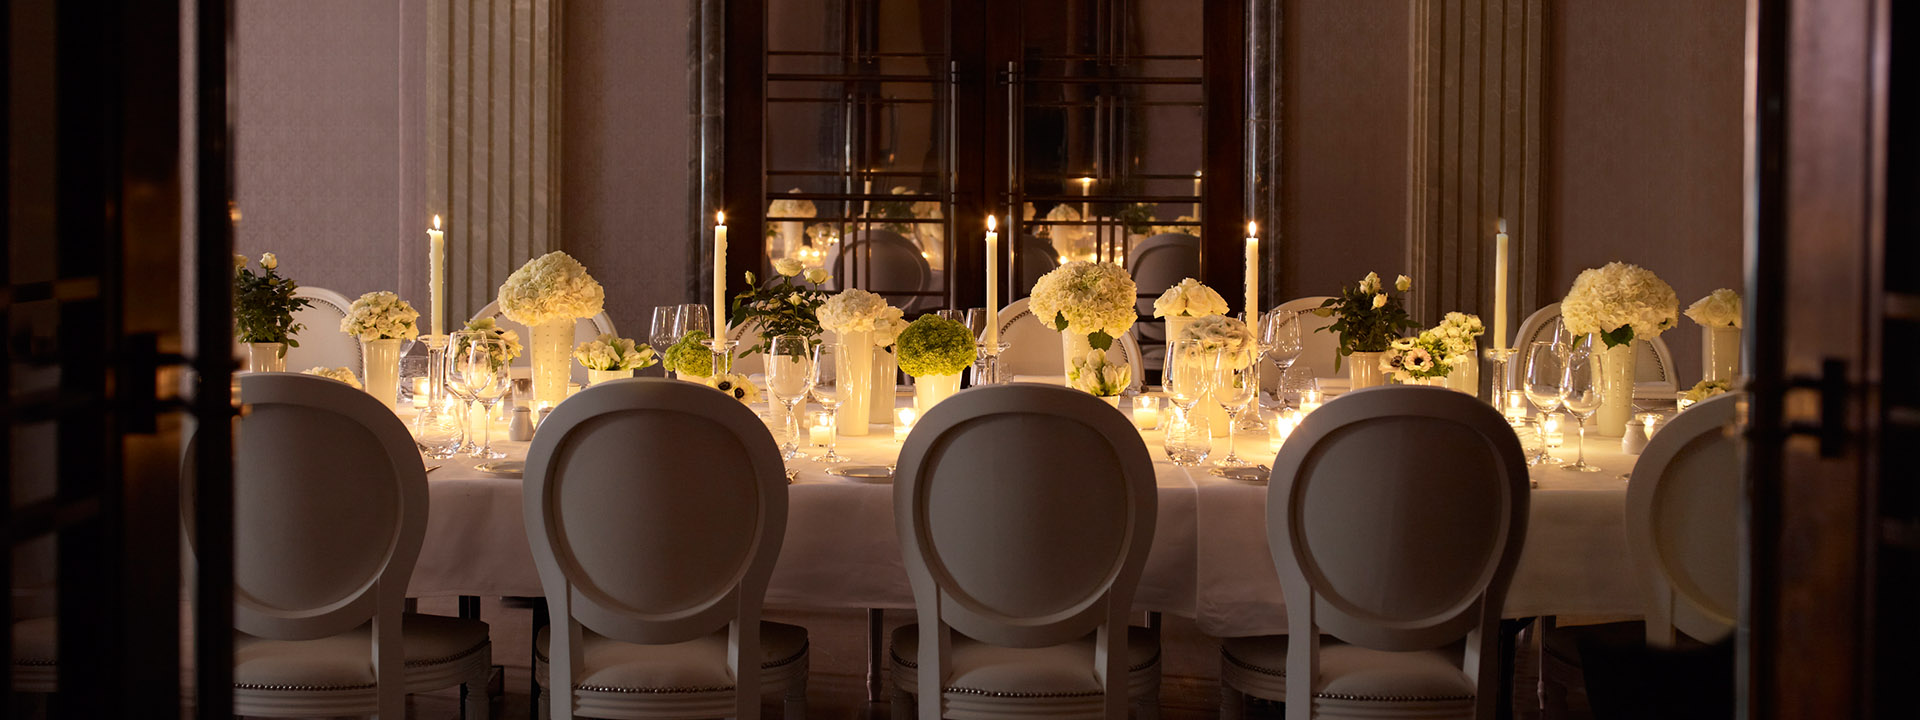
[1222,648,1474,703]
[890,646,1163,674]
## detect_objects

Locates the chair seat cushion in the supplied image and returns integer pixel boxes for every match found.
[233,612,489,690]
[13,616,56,666]
[1222,635,1474,702]
[889,624,1161,697]
[535,620,808,692]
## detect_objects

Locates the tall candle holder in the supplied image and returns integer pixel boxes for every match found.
[418,334,458,459]
[971,341,1011,387]
[1483,347,1518,417]
[702,338,740,379]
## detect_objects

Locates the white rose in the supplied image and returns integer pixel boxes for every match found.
[804,268,830,285]
[1372,293,1387,309]
[260,252,277,270]
[1395,274,1411,292]
[233,254,247,272]
[773,258,803,277]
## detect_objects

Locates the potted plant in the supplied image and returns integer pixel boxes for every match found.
[233,252,311,372]
[1313,272,1418,389]
[573,333,656,385]
[896,315,976,413]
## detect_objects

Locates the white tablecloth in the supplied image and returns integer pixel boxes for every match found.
[407,395,1641,637]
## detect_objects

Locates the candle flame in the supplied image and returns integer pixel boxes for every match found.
[986,215,997,232]
[716,211,726,225]
[432,214,442,230]
[1247,221,1258,237]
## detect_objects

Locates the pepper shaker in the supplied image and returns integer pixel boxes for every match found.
[1622,416,1649,455]
[508,406,535,442]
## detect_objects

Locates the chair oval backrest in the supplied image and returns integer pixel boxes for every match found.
[1126,233,1202,320]
[1269,385,1530,651]
[828,229,936,312]
[1016,234,1059,293]
[278,286,362,377]
[1510,302,1677,396]
[470,301,616,384]
[184,372,427,641]
[1272,296,1339,380]
[994,297,1144,393]
[1626,392,1741,645]
[522,379,788,644]
[895,384,1157,648]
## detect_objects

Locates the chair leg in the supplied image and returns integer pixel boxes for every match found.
[1136,683,1162,720]
[463,663,492,720]
[891,685,917,719]
[1221,683,1248,720]
[783,669,809,720]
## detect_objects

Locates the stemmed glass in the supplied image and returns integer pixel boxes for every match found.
[964,308,990,340]
[1211,349,1258,468]
[678,304,711,340]
[442,330,484,454]
[767,335,818,460]
[650,306,680,352]
[1523,340,1566,465]
[448,333,511,459]
[1163,338,1208,426]
[810,341,849,463]
[1558,337,1604,472]
[1260,310,1303,407]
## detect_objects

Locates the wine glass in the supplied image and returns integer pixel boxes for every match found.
[810,341,849,463]
[1559,338,1604,473]
[964,308,990,340]
[441,331,484,455]
[1163,338,1208,433]
[449,334,510,459]
[1211,349,1258,468]
[767,335,818,460]
[1260,310,1303,406]
[1523,340,1566,462]
[650,306,679,350]
[678,304,712,340]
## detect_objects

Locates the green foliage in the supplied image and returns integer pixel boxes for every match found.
[233,261,311,346]
[1117,202,1157,235]
[1314,277,1419,360]
[1598,324,1635,349]
[895,315,976,378]
[665,330,716,377]
[728,268,831,357]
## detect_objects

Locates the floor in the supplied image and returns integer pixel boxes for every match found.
[401,597,1587,720]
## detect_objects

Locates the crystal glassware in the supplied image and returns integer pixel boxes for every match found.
[449,333,510,459]
[767,335,818,460]
[1211,349,1258,468]
[1261,309,1304,406]
[1558,336,1604,473]
[1162,411,1211,467]
[649,306,679,351]
[443,330,485,454]
[1163,338,1208,436]
[810,341,849,463]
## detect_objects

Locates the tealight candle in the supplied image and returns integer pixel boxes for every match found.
[1543,413,1564,448]
[1505,391,1528,422]
[894,406,917,441]
[1299,390,1324,414]
[1131,395,1161,430]
[1641,412,1665,439]
[412,377,432,408]
[1268,408,1299,453]
[809,410,835,447]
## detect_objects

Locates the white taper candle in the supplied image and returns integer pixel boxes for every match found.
[985,215,999,348]
[1245,221,1260,330]
[1494,218,1510,351]
[428,215,446,336]
[713,212,728,340]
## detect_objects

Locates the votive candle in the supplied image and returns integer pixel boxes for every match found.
[894,406,917,442]
[809,410,834,447]
[412,377,432,409]
[1299,390,1324,414]
[1131,395,1161,430]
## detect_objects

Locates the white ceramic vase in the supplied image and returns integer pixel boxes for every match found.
[1061,331,1094,379]
[872,347,897,425]
[361,338,403,410]
[1703,326,1741,382]
[530,319,574,409]
[1348,351,1387,390]
[586,368,631,386]
[1445,341,1479,395]
[1164,316,1197,363]
[1596,340,1637,437]
[913,373,961,414]
[836,330,874,435]
[246,342,286,373]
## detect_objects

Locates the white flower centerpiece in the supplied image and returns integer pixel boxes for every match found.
[1686,288,1743,383]
[300,366,362,390]
[1427,312,1486,394]
[574,333,657,385]
[896,315,976,413]
[1560,262,1678,436]
[1381,334,1449,384]
[1177,314,1252,436]
[340,291,420,410]
[496,251,605,408]
[817,288,907,435]
[1152,277,1231,362]
[1030,260,1139,392]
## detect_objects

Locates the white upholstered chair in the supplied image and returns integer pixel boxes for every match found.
[1221,385,1529,720]
[890,384,1161,720]
[254,286,361,376]
[1127,233,1203,367]
[468,301,617,384]
[994,297,1145,393]
[522,379,807,720]
[185,372,492,718]
[1510,302,1679,399]
[1626,392,1741,646]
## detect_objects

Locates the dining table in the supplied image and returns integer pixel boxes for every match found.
[407,386,1652,635]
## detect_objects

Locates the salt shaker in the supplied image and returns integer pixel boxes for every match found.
[1622,416,1649,455]
[508,406,535,442]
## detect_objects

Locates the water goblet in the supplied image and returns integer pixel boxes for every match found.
[1163,338,1208,435]
[1559,338,1604,473]
[767,335,818,460]
[449,335,510,459]
[1524,340,1566,461]
[1211,349,1258,468]
[810,341,850,463]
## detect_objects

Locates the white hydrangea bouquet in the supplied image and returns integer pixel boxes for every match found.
[1046,205,1096,261]
[498,251,605,407]
[1152,278,1231,319]
[340,291,420,341]
[1561,261,1677,435]
[300,366,362,389]
[1560,262,1677,348]
[1685,288,1742,328]
[575,333,657,385]
[496,251,605,327]
[817,288,908,347]
[454,316,523,370]
[1068,351,1131,398]
[1031,261,1138,351]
